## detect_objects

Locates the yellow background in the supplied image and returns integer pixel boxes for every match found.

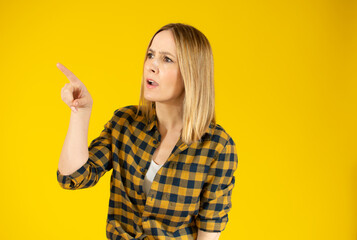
[0,0,356,239]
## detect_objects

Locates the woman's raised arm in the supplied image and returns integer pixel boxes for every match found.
[56,62,94,176]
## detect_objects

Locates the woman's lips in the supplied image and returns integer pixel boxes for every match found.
[146,82,158,89]
[146,79,159,88]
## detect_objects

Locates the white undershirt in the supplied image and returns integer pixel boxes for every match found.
[143,159,164,196]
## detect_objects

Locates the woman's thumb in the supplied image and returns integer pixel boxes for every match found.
[73,100,80,107]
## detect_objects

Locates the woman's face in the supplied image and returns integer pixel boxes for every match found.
[143,30,185,105]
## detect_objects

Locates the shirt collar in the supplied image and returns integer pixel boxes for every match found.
[145,109,158,133]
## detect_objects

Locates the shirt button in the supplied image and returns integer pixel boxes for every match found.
[140,168,145,172]
[153,140,157,144]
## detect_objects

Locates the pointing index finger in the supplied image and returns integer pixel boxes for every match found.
[56,63,80,84]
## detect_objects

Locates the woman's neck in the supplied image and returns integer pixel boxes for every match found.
[155,102,183,135]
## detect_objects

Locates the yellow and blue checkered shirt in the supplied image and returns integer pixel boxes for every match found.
[57,105,238,240]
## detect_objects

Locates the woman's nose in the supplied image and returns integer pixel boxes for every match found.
[147,59,159,73]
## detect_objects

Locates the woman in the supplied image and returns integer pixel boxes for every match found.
[57,23,238,240]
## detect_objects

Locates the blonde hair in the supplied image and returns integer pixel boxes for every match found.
[136,23,216,145]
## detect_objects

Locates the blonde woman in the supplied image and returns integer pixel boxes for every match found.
[57,23,238,240]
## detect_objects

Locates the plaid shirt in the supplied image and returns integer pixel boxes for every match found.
[57,105,238,240]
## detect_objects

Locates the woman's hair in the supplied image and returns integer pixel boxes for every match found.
[136,22,216,145]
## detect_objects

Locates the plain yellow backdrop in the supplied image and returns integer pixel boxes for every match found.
[0,0,356,239]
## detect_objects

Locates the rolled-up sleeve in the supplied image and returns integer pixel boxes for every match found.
[196,137,238,232]
[56,110,117,190]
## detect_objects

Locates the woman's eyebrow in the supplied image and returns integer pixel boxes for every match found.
[148,48,176,58]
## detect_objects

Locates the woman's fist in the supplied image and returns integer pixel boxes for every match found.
[57,63,93,113]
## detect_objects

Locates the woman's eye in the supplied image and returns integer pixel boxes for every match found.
[164,56,173,63]
[147,53,172,63]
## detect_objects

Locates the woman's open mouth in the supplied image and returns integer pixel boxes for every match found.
[146,79,159,88]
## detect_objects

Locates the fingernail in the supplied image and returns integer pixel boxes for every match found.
[70,106,77,112]
[75,102,78,106]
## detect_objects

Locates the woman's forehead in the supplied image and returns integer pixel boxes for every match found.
[150,30,176,55]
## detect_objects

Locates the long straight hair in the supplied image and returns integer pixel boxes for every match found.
[136,23,216,145]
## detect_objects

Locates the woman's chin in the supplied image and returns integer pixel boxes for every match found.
[144,95,159,102]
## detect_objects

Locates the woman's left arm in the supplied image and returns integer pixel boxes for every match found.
[195,137,238,235]
[197,229,221,240]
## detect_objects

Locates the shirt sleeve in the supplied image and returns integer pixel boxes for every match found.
[195,137,238,232]
[56,109,117,190]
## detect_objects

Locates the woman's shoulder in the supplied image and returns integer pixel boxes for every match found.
[110,104,145,126]
[113,104,140,117]
[208,122,236,148]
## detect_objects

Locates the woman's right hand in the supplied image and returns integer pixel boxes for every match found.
[57,63,93,113]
